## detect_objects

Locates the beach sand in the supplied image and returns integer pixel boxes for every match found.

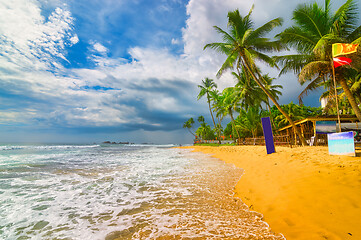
[181,145,361,240]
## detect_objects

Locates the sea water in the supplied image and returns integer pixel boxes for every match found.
[0,144,284,240]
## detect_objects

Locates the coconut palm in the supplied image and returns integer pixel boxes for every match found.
[237,106,263,140]
[260,74,283,129]
[195,122,215,141]
[221,87,242,142]
[204,7,308,146]
[276,0,361,122]
[233,69,264,110]
[346,70,361,103]
[183,118,196,137]
[209,89,224,143]
[197,78,218,131]
[275,102,305,127]
[197,115,205,124]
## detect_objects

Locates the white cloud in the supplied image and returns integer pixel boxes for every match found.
[0,0,241,130]
[0,1,77,71]
[183,0,251,57]
[2,0,335,135]
[171,38,180,45]
[92,42,108,54]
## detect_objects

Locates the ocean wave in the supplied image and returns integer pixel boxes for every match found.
[0,145,100,151]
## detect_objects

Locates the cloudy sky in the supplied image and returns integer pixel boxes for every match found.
[0,0,359,144]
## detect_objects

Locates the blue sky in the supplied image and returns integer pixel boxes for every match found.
[0,0,359,144]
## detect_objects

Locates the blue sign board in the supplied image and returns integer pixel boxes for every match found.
[261,117,275,154]
[327,131,355,156]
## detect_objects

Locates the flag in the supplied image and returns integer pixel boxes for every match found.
[332,43,358,58]
[333,57,352,68]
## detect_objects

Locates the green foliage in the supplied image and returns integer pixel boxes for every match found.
[195,122,216,140]
[270,103,322,129]
[236,106,264,138]
[194,143,236,146]
[183,117,196,137]
[184,2,361,145]
[276,0,361,120]
[197,115,205,123]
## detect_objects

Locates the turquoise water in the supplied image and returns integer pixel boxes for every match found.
[0,144,284,239]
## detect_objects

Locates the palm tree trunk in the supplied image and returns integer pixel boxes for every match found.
[266,99,276,130]
[217,117,222,144]
[229,109,241,144]
[242,60,307,146]
[188,129,196,138]
[207,95,217,128]
[339,78,361,122]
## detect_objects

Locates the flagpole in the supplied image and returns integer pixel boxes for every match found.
[331,61,342,133]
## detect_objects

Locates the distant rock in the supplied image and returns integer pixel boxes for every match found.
[102,141,130,145]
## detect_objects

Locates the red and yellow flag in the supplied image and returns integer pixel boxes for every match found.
[332,43,358,57]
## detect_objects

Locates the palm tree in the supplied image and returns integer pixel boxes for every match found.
[346,70,361,103]
[260,74,283,129]
[183,118,196,138]
[233,69,283,129]
[237,106,263,141]
[209,89,224,143]
[232,69,264,110]
[221,87,242,142]
[275,102,305,127]
[276,0,361,122]
[196,122,215,141]
[204,7,308,146]
[197,115,205,124]
[197,78,218,130]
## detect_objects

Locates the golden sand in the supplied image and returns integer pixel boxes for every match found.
[181,145,361,240]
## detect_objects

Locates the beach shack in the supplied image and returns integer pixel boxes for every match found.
[277,115,360,146]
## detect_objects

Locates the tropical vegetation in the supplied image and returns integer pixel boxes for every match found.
[183,0,361,145]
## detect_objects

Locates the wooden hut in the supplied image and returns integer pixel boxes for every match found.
[277,115,360,146]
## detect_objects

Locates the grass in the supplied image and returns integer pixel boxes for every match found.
[193,143,236,146]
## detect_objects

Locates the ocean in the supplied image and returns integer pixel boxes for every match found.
[0,144,284,240]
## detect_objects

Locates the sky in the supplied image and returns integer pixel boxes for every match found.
[0,0,360,144]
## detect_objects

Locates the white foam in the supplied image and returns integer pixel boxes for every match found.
[0,145,284,239]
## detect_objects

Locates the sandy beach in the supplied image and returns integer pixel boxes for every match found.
[181,145,361,240]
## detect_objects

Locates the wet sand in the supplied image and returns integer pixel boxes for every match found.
[181,145,361,240]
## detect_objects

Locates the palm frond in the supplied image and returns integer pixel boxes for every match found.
[213,26,236,44]
[252,38,285,52]
[216,52,238,78]
[249,18,283,41]
[351,36,361,45]
[332,0,358,36]
[293,3,329,38]
[241,29,253,46]
[227,9,252,41]
[274,54,313,76]
[312,33,338,58]
[299,60,330,84]
[276,26,317,53]
[197,88,207,100]
[298,77,323,104]
[348,25,361,42]
[246,48,278,69]
[203,42,230,53]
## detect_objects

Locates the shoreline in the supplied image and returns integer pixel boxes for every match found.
[180,145,361,240]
